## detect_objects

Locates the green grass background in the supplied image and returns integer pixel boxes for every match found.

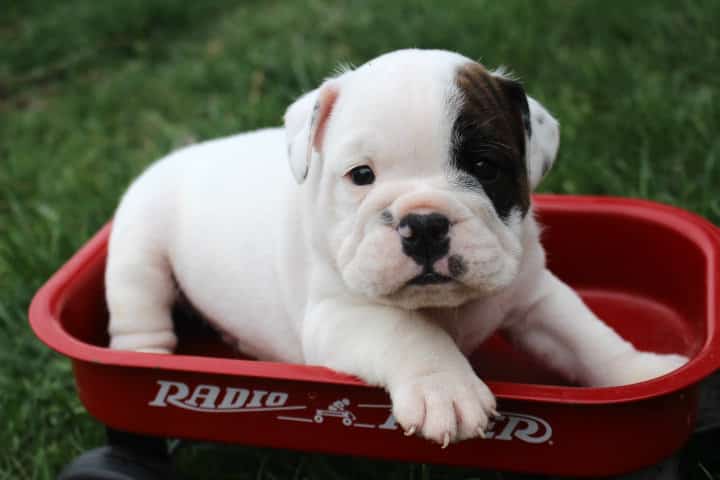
[1,0,719,478]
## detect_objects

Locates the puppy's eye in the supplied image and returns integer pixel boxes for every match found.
[347,165,375,186]
[473,159,500,183]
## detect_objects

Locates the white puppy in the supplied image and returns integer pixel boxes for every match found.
[106,49,688,447]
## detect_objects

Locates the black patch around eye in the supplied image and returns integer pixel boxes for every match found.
[452,63,532,221]
[471,157,502,183]
[450,113,528,221]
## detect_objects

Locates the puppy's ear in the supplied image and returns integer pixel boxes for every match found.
[284,81,340,184]
[492,70,559,190]
[496,76,533,140]
[525,96,560,190]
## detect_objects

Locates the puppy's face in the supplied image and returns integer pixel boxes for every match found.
[285,50,559,309]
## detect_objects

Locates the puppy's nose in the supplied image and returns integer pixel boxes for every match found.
[397,213,450,265]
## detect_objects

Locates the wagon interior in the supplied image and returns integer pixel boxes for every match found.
[57,206,708,387]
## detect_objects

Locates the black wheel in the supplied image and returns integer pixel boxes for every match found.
[58,445,177,480]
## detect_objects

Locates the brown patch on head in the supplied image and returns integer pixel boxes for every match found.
[451,62,531,220]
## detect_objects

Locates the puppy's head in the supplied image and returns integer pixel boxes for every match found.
[285,49,559,308]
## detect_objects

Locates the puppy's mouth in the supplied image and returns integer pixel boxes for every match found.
[408,270,453,286]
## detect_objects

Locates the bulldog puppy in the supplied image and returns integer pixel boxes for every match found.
[106,49,688,447]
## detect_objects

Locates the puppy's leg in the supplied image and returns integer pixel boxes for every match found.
[504,270,688,387]
[105,219,177,354]
[303,298,496,446]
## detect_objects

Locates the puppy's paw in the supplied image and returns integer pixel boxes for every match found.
[598,351,689,387]
[108,328,177,354]
[134,347,173,354]
[389,370,496,447]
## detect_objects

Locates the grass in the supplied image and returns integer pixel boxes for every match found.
[1,0,719,478]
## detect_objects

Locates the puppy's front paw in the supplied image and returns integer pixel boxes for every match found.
[389,370,496,447]
[599,351,689,387]
[108,328,177,354]
[134,347,173,354]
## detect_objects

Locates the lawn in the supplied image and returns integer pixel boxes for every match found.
[1,1,719,479]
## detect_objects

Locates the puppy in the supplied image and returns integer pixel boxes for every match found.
[106,49,688,447]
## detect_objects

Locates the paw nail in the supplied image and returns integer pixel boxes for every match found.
[441,432,450,449]
[477,427,487,439]
[404,426,416,436]
[491,409,502,419]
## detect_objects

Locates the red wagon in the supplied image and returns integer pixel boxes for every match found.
[29,195,720,479]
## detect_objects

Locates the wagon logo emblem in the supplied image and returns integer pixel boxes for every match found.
[313,398,356,425]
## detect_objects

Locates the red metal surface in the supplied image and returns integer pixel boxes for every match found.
[29,195,720,477]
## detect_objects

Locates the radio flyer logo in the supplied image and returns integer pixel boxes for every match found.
[149,380,552,444]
